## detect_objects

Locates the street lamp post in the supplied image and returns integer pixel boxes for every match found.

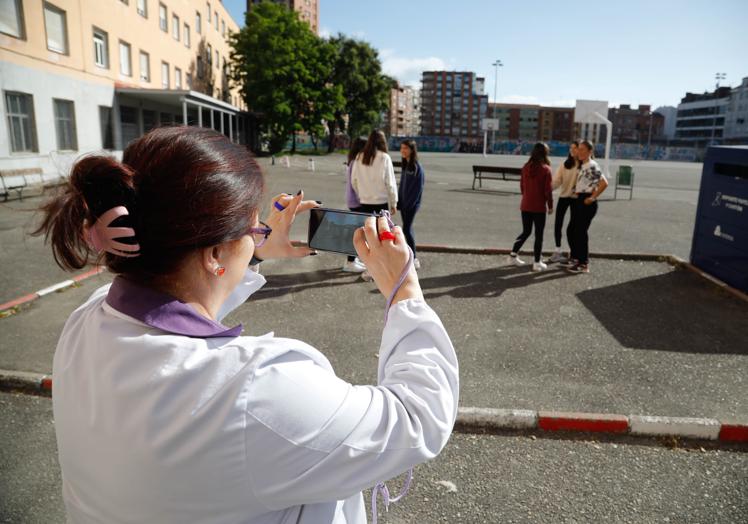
[711,72,726,147]
[491,60,503,153]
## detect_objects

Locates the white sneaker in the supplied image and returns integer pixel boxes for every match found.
[548,250,565,263]
[360,270,373,282]
[342,258,366,273]
[413,258,421,270]
[532,261,548,272]
[508,254,526,266]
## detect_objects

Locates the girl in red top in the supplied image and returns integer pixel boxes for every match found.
[508,142,554,271]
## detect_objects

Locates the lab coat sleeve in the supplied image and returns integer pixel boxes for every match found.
[244,299,458,510]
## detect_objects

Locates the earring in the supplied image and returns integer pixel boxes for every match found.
[214,266,226,277]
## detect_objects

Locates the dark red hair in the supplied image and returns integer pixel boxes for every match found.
[35,126,265,278]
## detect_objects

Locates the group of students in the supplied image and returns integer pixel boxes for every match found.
[509,139,608,274]
[342,130,425,278]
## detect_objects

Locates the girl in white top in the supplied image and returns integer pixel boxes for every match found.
[36,126,459,524]
[351,130,398,216]
[549,140,579,263]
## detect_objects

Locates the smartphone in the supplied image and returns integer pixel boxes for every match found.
[308,208,372,256]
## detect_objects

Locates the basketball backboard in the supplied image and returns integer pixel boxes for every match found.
[574,100,608,123]
[481,118,499,131]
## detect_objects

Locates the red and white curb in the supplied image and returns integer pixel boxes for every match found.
[455,407,748,443]
[2,375,745,443]
[0,266,104,313]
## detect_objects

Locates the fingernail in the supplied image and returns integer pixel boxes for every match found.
[315,200,323,205]
[296,190,302,196]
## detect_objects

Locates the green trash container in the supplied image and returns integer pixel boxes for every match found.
[615,165,634,200]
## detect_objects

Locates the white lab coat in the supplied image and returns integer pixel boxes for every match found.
[52,269,459,523]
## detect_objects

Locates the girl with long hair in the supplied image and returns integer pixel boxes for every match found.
[548,140,580,263]
[351,130,398,217]
[508,142,554,271]
[342,137,368,272]
[397,139,425,269]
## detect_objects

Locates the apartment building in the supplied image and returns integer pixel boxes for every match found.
[386,84,420,137]
[420,71,488,143]
[724,76,748,142]
[675,87,732,148]
[607,104,664,144]
[246,0,319,33]
[1,0,246,174]
[488,103,574,143]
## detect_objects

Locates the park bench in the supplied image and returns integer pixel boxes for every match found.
[0,168,43,201]
[471,165,522,190]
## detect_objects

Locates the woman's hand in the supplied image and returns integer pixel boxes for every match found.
[353,216,423,305]
[253,191,319,260]
[584,196,595,205]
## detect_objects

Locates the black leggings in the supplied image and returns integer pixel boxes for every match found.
[554,197,574,248]
[400,208,418,257]
[512,211,546,262]
[567,195,598,264]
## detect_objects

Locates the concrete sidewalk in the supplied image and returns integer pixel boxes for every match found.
[1,251,746,423]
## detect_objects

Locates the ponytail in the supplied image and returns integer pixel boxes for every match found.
[34,155,136,271]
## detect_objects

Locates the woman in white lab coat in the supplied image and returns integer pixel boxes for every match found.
[36,126,459,524]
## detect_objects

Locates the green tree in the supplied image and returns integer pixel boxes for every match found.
[326,35,393,152]
[230,2,330,153]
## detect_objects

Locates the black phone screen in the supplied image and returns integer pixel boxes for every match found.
[308,208,371,256]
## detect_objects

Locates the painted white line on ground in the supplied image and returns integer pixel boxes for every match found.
[458,407,537,429]
[36,280,75,297]
[437,182,449,185]
[629,415,721,440]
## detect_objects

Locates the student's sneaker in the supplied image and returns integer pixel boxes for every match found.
[360,270,373,282]
[566,263,590,274]
[342,258,366,273]
[413,258,421,270]
[559,258,578,268]
[548,250,566,263]
[532,261,548,272]
[508,253,527,266]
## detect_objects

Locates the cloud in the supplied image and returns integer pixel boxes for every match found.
[379,49,449,87]
[351,30,366,39]
[319,26,331,39]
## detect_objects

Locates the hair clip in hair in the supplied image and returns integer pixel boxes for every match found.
[84,206,140,258]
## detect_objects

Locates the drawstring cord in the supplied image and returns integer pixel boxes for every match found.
[371,210,415,524]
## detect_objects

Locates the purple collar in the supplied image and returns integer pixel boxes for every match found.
[105,276,243,338]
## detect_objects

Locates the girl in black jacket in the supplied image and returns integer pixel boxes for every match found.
[397,140,425,269]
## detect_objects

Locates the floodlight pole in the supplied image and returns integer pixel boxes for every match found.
[492,60,503,153]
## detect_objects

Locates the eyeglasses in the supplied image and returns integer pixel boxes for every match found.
[247,221,272,248]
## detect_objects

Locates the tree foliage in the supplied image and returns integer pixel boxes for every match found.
[230,3,391,153]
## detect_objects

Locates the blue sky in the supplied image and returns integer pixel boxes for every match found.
[223,0,748,109]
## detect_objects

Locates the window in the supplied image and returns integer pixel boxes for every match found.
[197,55,204,78]
[0,0,25,38]
[195,11,201,33]
[53,99,77,150]
[137,0,147,17]
[43,2,68,54]
[206,2,211,23]
[99,106,114,149]
[214,11,218,30]
[4,91,37,152]
[186,72,192,89]
[93,27,108,68]
[172,14,179,40]
[119,40,131,76]
[139,51,149,81]
[161,61,169,88]
[207,43,212,66]
[215,50,219,69]
[159,3,167,32]
[184,23,190,47]
[221,19,225,36]
[175,67,182,89]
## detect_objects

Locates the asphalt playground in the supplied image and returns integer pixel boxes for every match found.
[1,152,746,522]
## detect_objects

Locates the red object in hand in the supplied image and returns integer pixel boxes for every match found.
[378,231,396,242]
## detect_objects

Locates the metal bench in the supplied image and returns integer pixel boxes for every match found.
[0,168,42,201]
[471,165,522,190]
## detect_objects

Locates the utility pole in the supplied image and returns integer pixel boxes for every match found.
[492,60,503,153]
[711,72,726,146]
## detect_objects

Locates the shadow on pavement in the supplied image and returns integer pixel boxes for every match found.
[576,271,748,355]
[251,268,361,301]
[419,265,575,299]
